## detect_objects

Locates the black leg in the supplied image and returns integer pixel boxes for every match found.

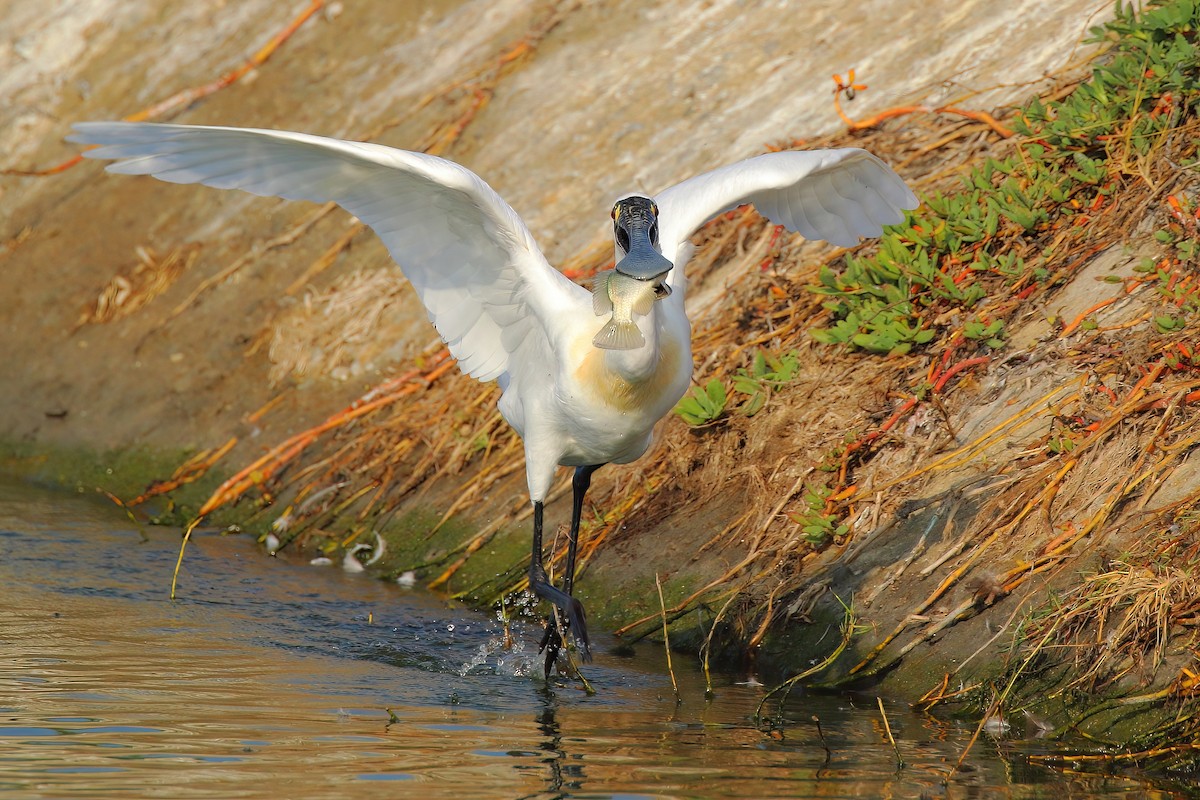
[564,464,601,599]
[528,499,583,677]
[527,465,603,677]
[528,500,557,678]
[537,614,563,680]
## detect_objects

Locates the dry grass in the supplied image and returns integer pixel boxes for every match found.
[1038,536,1200,694]
[263,267,409,385]
[76,245,199,329]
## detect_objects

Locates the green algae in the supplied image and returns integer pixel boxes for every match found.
[0,438,224,521]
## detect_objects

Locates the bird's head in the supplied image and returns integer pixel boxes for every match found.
[611,195,672,299]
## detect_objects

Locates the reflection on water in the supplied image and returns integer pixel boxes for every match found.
[0,480,1173,798]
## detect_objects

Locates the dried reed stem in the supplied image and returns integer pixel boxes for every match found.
[877,697,904,769]
[656,572,680,702]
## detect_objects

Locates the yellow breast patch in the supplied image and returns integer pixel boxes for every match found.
[574,337,682,414]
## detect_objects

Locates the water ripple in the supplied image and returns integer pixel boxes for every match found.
[0,479,1174,799]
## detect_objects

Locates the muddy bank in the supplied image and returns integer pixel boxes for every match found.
[5,0,1200,767]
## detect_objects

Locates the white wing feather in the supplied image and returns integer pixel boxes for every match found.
[654,148,918,281]
[69,122,587,383]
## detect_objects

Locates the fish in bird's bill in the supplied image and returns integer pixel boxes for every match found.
[590,269,664,349]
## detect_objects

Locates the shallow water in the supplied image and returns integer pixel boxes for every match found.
[0,479,1182,799]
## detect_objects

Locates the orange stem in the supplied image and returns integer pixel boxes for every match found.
[1059,297,1119,337]
[834,90,1014,139]
[933,356,989,394]
[197,351,452,516]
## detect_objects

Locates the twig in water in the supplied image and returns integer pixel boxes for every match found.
[98,489,148,540]
[656,573,680,702]
[813,715,832,763]
[563,639,596,695]
[700,589,740,700]
[550,605,595,695]
[499,594,514,650]
[170,517,204,600]
[949,695,1000,781]
[877,697,904,769]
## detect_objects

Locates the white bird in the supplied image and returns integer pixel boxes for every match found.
[69,121,918,676]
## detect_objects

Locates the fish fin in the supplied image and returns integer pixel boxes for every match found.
[592,271,613,316]
[592,316,646,350]
[631,288,655,316]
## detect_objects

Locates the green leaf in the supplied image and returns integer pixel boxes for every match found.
[704,379,727,409]
[674,381,730,426]
[741,392,766,417]
[1155,315,1183,333]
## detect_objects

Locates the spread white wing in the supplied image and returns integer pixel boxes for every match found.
[69,122,587,382]
[653,148,918,283]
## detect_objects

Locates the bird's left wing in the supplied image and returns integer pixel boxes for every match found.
[654,148,918,282]
[69,122,587,382]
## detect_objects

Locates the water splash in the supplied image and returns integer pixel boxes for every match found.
[457,633,536,678]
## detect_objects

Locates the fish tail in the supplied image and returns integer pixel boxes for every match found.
[592,317,646,350]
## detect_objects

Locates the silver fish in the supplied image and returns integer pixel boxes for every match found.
[591,269,659,350]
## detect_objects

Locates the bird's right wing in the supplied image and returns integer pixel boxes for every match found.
[654,148,918,282]
[70,122,588,382]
